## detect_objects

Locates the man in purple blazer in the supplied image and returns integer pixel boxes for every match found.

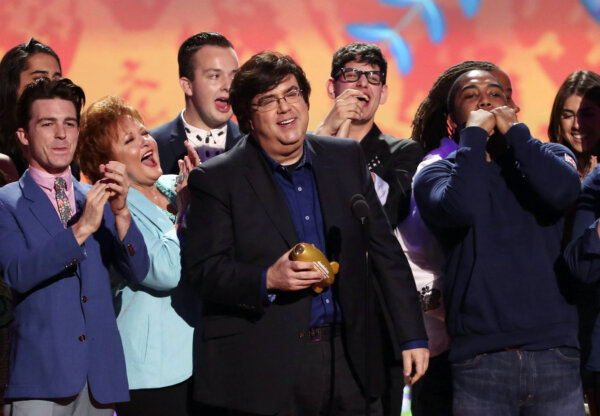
[0,78,149,415]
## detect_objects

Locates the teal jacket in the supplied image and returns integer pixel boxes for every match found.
[114,175,193,389]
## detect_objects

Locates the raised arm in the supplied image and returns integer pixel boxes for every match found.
[414,125,489,229]
[564,166,600,283]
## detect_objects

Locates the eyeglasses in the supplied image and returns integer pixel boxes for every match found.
[335,68,384,85]
[252,88,303,112]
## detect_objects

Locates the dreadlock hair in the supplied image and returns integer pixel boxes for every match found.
[411,60,498,154]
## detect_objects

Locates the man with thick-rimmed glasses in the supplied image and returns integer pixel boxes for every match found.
[315,42,423,229]
[315,42,426,415]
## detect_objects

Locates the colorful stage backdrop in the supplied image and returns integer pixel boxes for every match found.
[2,0,600,140]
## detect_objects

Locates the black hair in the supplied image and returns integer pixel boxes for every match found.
[411,60,498,153]
[331,42,387,85]
[17,78,85,129]
[178,32,234,80]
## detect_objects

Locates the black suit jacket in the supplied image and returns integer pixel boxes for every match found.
[150,115,242,174]
[182,134,425,414]
[360,124,424,228]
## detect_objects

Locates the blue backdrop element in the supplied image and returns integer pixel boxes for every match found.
[379,0,445,43]
[580,0,600,24]
[459,0,481,18]
[346,23,412,74]
[345,0,481,76]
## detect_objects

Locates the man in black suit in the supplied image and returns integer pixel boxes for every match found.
[182,51,427,416]
[315,42,422,228]
[315,43,424,415]
[150,32,242,173]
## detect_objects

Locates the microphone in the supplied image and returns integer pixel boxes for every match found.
[350,194,370,224]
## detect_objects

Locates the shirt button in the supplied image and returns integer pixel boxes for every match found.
[79,334,86,342]
[325,299,330,304]
[297,186,303,191]
[305,216,310,221]
[81,296,87,303]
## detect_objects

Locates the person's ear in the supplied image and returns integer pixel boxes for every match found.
[16,128,29,146]
[379,84,389,105]
[179,77,193,97]
[326,78,337,100]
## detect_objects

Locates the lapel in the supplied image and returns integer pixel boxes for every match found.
[127,185,173,232]
[241,137,298,247]
[225,120,241,150]
[20,170,69,237]
[360,124,390,175]
[168,116,187,156]
[306,135,341,232]
[72,179,88,217]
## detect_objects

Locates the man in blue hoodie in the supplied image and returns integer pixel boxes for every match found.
[414,69,585,415]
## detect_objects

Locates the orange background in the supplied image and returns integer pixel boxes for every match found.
[2,0,599,140]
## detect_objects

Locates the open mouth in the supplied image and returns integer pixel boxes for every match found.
[215,97,230,112]
[141,150,157,167]
[357,96,369,102]
[277,118,296,126]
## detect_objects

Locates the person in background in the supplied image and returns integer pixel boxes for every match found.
[548,71,600,414]
[151,32,242,173]
[77,95,199,416]
[0,38,62,178]
[0,77,149,415]
[549,70,600,181]
[562,84,600,416]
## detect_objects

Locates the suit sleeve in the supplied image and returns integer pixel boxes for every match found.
[0,198,87,293]
[109,213,151,287]
[182,166,265,313]
[564,165,600,283]
[381,140,423,227]
[358,145,427,352]
[129,210,181,291]
[506,123,580,211]
[0,200,148,294]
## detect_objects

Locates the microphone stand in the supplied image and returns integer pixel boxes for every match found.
[351,194,371,416]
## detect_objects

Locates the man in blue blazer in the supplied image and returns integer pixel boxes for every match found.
[0,78,149,415]
[151,32,242,173]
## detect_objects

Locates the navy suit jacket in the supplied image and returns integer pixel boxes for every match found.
[151,115,242,174]
[0,171,149,403]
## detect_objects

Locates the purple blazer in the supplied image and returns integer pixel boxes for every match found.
[0,171,149,403]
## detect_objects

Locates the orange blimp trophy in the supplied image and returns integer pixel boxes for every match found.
[289,243,339,293]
